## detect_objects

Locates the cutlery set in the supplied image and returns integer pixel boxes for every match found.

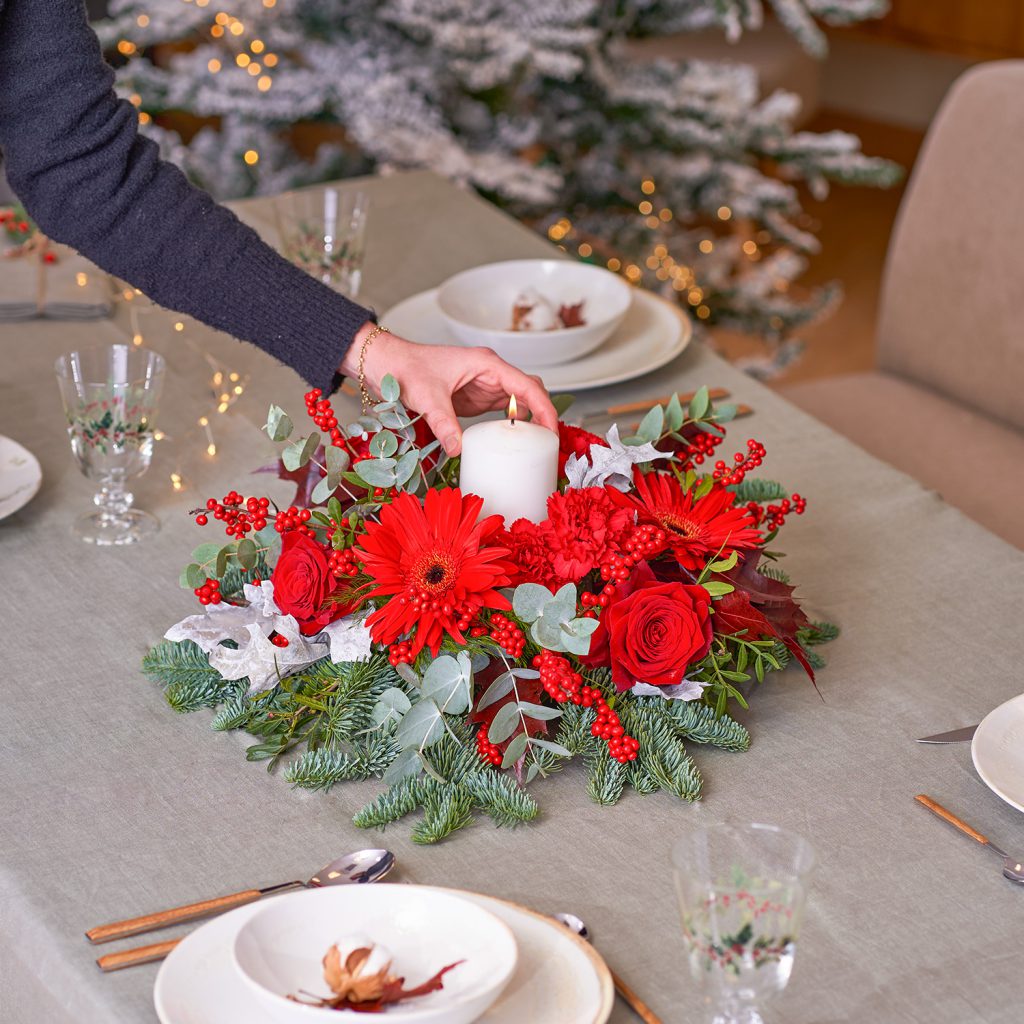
[87,847,661,1022]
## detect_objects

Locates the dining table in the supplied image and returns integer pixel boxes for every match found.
[2,170,1023,1024]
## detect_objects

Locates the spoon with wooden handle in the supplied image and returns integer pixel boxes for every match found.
[90,849,394,971]
[915,795,1024,884]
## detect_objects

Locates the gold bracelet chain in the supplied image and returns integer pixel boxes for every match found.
[357,324,389,412]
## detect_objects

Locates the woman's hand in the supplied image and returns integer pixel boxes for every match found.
[341,325,559,456]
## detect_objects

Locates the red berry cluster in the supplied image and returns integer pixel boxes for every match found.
[533,651,639,764]
[475,725,504,766]
[580,525,668,615]
[328,548,360,579]
[387,640,415,667]
[304,388,345,446]
[679,427,724,467]
[194,577,222,606]
[712,439,766,486]
[745,493,806,531]
[488,613,526,657]
[403,589,476,634]
[592,700,640,763]
[272,504,314,536]
[269,632,290,648]
[198,492,268,536]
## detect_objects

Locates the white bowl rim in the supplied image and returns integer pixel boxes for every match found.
[436,258,632,338]
[231,883,520,1018]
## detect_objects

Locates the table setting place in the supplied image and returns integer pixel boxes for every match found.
[4,174,1024,1024]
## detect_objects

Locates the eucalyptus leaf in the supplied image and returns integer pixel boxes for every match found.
[371,686,412,727]
[255,526,281,564]
[311,475,334,506]
[354,458,398,488]
[515,701,564,721]
[394,449,420,489]
[380,374,400,403]
[513,582,554,622]
[636,404,664,443]
[215,545,233,578]
[182,562,206,589]
[382,747,421,784]
[487,702,520,745]
[394,698,445,749]
[325,446,350,477]
[236,538,258,571]
[265,404,293,442]
[379,409,413,431]
[688,385,710,421]
[559,616,601,656]
[714,403,737,422]
[370,429,399,459]
[501,731,529,769]
[530,738,573,757]
[282,432,320,472]
[422,655,471,714]
[190,542,222,567]
[665,393,684,432]
[395,662,420,687]
[475,672,515,712]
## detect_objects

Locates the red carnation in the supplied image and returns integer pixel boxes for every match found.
[543,487,632,585]
[557,422,608,477]
[498,518,563,590]
[603,579,713,691]
[272,531,349,635]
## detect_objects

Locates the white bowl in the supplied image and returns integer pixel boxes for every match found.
[232,885,518,1024]
[436,259,631,368]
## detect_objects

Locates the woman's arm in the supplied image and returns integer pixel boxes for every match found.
[0,0,370,394]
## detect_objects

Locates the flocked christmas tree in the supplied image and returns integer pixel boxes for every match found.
[97,0,901,372]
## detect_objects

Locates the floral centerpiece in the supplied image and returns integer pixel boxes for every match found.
[145,380,835,843]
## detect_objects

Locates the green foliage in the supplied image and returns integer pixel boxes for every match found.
[584,744,627,806]
[731,478,789,503]
[656,699,751,752]
[143,640,243,712]
[799,621,840,646]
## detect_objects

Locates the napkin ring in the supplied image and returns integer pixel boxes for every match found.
[357,323,389,411]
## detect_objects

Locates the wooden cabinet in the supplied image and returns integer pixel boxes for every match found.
[840,0,1024,60]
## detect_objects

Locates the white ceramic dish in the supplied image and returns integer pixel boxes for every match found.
[0,435,42,521]
[155,887,613,1024]
[436,260,631,367]
[972,693,1024,813]
[232,885,517,1024]
[384,286,691,392]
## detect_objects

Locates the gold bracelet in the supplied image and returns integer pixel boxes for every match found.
[357,323,389,411]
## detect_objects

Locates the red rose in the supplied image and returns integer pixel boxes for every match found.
[557,422,608,477]
[272,531,346,635]
[604,580,713,691]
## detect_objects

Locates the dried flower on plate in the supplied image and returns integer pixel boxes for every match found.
[557,301,586,328]
[289,941,464,1013]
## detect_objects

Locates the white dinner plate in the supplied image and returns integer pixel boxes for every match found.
[0,434,42,521]
[972,693,1024,813]
[382,286,692,392]
[154,887,614,1024]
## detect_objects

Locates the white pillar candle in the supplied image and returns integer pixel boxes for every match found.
[459,397,558,524]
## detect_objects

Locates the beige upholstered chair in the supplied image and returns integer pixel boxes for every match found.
[782,61,1024,548]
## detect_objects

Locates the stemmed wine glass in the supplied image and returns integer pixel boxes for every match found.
[672,823,815,1024]
[274,187,369,298]
[55,344,164,545]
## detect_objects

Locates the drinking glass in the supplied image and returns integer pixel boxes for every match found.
[672,823,815,1024]
[274,187,369,298]
[55,344,164,545]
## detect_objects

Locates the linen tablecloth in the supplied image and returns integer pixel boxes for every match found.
[2,171,1023,1024]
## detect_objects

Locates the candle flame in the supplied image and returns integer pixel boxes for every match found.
[508,394,518,423]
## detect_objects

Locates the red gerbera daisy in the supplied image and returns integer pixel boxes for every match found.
[610,470,762,571]
[355,488,514,656]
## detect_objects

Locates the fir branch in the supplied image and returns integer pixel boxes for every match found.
[411,783,475,844]
[463,771,540,828]
[285,747,367,790]
[554,701,598,754]
[211,692,255,731]
[584,744,627,806]
[143,639,242,712]
[352,776,424,829]
[798,621,840,646]
[655,699,751,752]
[759,564,791,584]
[626,709,703,801]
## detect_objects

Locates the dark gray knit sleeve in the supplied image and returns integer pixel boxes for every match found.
[0,0,371,394]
